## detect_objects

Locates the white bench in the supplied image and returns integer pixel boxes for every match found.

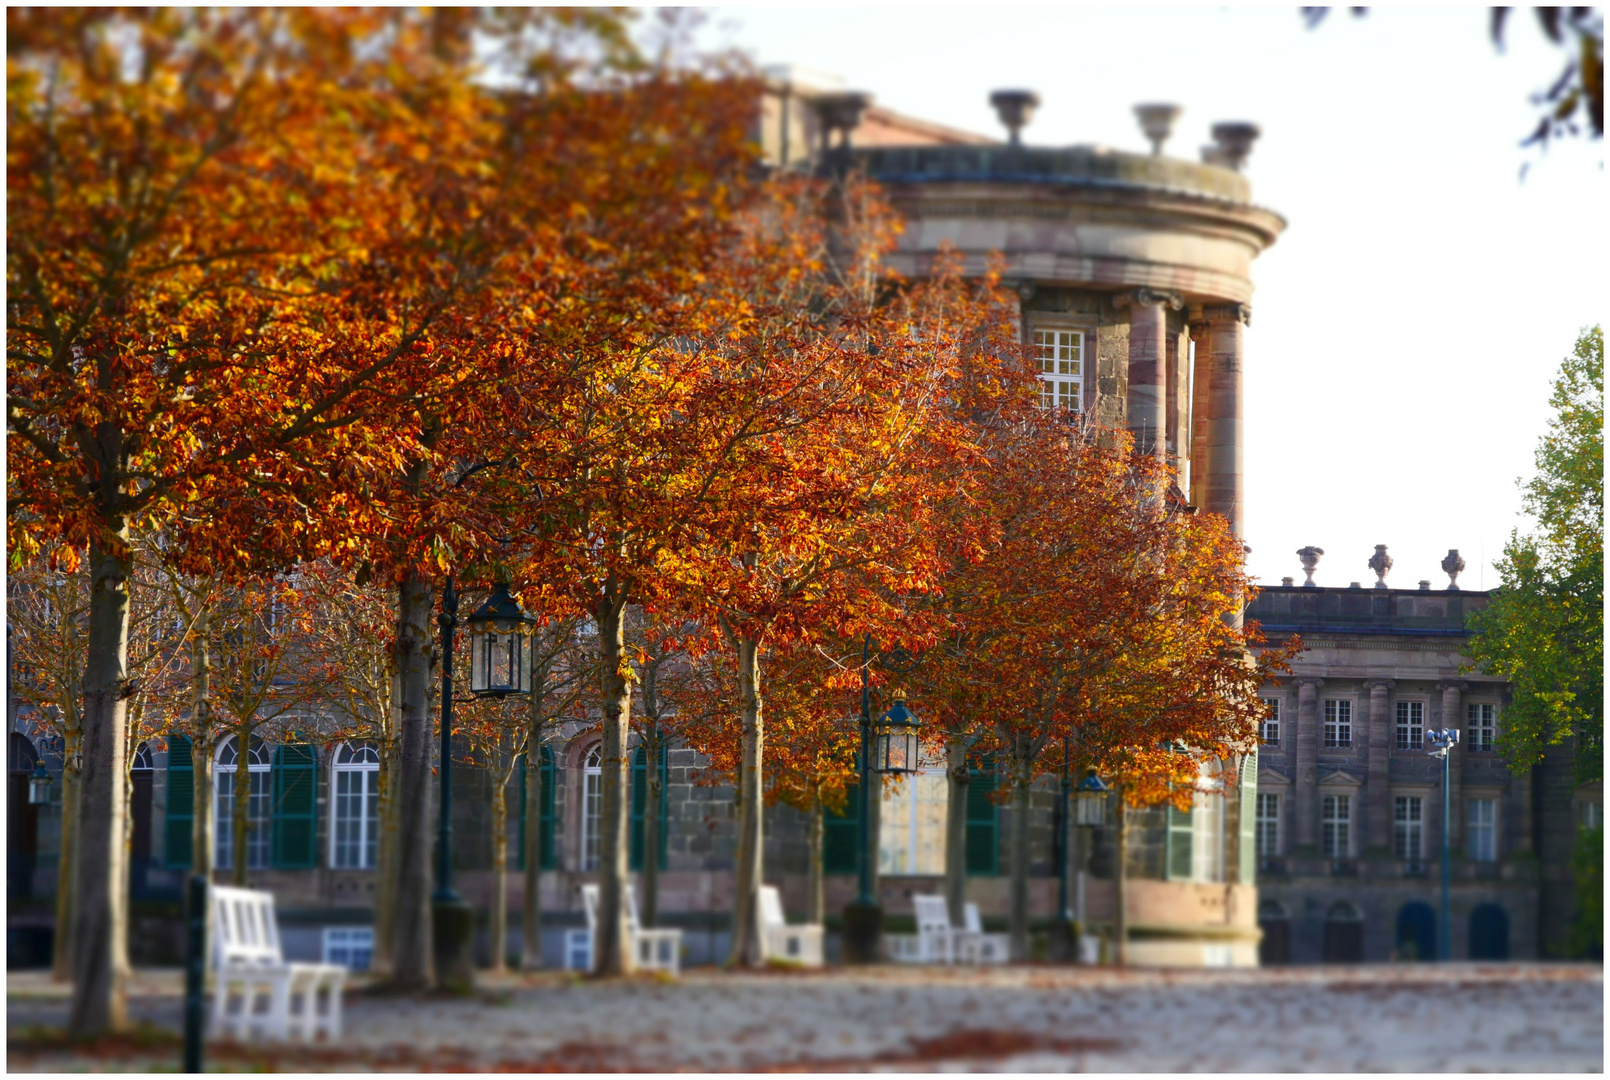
[565,883,682,975]
[758,885,823,966]
[956,902,1011,964]
[889,895,959,964]
[210,885,345,1042]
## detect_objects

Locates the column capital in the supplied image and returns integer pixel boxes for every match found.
[1187,320,1210,343]
[1116,286,1184,311]
[1296,677,1325,692]
[1203,301,1251,326]
[1438,679,1469,694]
[1365,678,1396,693]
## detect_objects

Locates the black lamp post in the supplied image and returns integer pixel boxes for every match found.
[434,576,534,990]
[1051,736,1075,960]
[1073,770,1110,963]
[843,635,921,964]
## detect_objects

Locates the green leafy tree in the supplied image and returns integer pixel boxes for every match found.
[1467,326,1603,781]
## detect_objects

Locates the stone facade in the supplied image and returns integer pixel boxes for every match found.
[1247,575,1595,962]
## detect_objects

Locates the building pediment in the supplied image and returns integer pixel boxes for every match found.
[1258,765,1292,786]
[1317,766,1365,788]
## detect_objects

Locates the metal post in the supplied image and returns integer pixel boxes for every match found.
[435,575,459,904]
[1440,748,1451,961]
[183,874,207,1073]
[1057,737,1071,923]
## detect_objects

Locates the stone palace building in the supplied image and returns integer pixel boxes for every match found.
[7,71,1596,971]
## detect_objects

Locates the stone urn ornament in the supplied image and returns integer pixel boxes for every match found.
[1442,549,1466,591]
[1297,546,1324,587]
[1368,544,1393,588]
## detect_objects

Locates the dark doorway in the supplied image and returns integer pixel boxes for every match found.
[1322,901,1365,963]
[1469,903,1510,960]
[129,743,155,895]
[8,733,42,901]
[1258,900,1291,965]
[1396,901,1436,962]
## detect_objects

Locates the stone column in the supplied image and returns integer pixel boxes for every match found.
[1294,678,1322,851]
[1200,303,1249,538]
[1439,681,1467,850]
[1122,288,1180,462]
[1187,321,1209,508]
[1365,679,1395,853]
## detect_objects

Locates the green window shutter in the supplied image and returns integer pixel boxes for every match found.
[823,771,861,875]
[1165,796,1195,882]
[165,735,194,869]
[628,743,670,872]
[271,744,318,869]
[1238,750,1258,885]
[966,756,999,876]
[540,744,557,870]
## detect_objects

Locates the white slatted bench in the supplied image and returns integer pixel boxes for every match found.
[888,894,959,964]
[210,885,345,1042]
[758,885,824,966]
[957,902,1011,964]
[565,883,682,975]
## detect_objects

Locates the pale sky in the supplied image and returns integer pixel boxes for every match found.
[701,6,1606,591]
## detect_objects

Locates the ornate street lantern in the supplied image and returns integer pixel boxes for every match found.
[1074,771,1110,827]
[873,690,920,775]
[466,581,535,697]
[27,762,52,805]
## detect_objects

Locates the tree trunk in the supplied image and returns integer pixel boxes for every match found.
[594,590,633,976]
[943,733,969,929]
[189,605,214,880]
[490,773,508,975]
[521,712,544,969]
[68,536,131,1038]
[642,727,662,928]
[1115,793,1129,967]
[51,734,81,982]
[388,572,436,990]
[729,634,766,967]
[231,716,251,886]
[1008,735,1032,962]
[370,731,398,978]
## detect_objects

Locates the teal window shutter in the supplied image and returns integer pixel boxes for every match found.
[966,756,999,876]
[1165,794,1195,881]
[165,735,194,869]
[629,743,669,871]
[518,744,559,871]
[1238,750,1258,884]
[823,769,861,875]
[271,743,318,869]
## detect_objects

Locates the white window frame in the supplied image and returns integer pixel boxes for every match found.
[1323,699,1353,748]
[1321,794,1351,858]
[878,761,949,876]
[1395,700,1425,751]
[1467,797,1498,861]
[582,745,602,872]
[1261,699,1281,746]
[1466,702,1497,752]
[1394,795,1424,860]
[322,926,374,971]
[1255,792,1281,856]
[330,741,381,870]
[1582,801,1604,831]
[215,736,271,871]
[1033,329,1084,412]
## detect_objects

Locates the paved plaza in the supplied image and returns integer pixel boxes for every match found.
[7,963,1602,1072]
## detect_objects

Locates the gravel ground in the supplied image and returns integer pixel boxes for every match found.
[7,963,1603,1072]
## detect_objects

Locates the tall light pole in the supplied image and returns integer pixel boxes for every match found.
[434,577,533,990]
[1425,727,1460,961]
[1052,735,1074,960]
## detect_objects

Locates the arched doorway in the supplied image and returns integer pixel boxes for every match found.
[1396,901,1436,962]
[1258,899,1291,965]
[1469,903,1510,960]
[1322,900,1365,963]
[8,733,42,901]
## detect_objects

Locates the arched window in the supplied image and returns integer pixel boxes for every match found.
[582,745,602,872]
[215,736,271,871]
[1322,900,1365,963]
[130,743,155,866]
[331,742,380,870]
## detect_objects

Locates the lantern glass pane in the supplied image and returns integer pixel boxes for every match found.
[490,633,513,689]
[1076,793,1104,827]
[29,776,49,805]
